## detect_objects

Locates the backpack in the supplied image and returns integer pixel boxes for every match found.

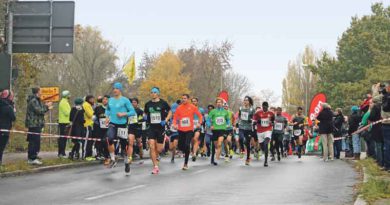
[382,93,390,112]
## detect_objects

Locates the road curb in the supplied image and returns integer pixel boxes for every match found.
[0,156,151,178]
[0,161,101,178]
[351,161,368,205]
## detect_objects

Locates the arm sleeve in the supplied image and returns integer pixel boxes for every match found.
[105,100,111,118]
[195,107,203,124]
[125,98,136,117]
[8,105,16,122]
[83,103,94,118]
[173,109,179,126]
[206,111,212,127]
[31,99,48,115]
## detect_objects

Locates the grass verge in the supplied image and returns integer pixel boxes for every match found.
[0,158,84,174]
[356,158,390,204]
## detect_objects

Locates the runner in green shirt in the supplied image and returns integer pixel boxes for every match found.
[207,98,230,166]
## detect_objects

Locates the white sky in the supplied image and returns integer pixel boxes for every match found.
[70,0,388,100]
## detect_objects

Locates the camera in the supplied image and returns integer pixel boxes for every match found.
[379,83,387,94]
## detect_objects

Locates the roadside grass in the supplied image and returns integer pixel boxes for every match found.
[0,158,84,174]
[356,158,390,204]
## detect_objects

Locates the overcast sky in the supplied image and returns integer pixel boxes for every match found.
[70,0,388,102]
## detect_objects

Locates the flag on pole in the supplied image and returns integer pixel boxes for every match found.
[123,53,136,85]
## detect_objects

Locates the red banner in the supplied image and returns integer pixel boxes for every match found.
[218,91,229,104]
[308,93,327,126]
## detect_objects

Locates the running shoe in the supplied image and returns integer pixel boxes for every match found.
[211,161,218,166]
[245,159,250,166]
[277,155,281,161]
[225,156,230,163]
[152,166,160,174]
[28,159,43,165]
[109,160,117,168]
[192,155,197,162]
[240,152,244,159]
[182,165,189,171]
[85,157,96,161]
[125,163,130,174]
[264,162,268,167]
[271,156,275,161]
[104,158,110,166]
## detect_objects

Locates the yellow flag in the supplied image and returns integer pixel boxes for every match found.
[123,54,136,84]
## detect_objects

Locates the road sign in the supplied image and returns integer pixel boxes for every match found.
[40,86,60,102]
[0,53,11,91]
[9,1,75,53]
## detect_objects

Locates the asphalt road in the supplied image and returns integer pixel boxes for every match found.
[0,155,357,205]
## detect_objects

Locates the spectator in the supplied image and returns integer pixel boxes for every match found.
[373,82,390,171]
[369,98,383,167]
[68,98,85,160]
[333,108,344,159]
[0,90,16,166]
[58,90,71,158]
[348,106,362,160]
[83,95,95,160]
[25,87,53,165]
[316,103,334,162]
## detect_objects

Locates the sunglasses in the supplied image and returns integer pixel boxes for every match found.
[151,92,158,94]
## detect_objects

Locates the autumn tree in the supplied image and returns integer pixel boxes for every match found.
[139,49,190,103]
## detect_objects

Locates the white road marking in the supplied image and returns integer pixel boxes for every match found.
[191,169,207,175]
[85,185,145,201]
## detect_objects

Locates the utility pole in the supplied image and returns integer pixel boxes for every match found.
[7,1,13,91]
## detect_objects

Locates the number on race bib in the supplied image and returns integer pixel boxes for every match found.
[150,113,161,124]
[180,117,191,127]
[293,130,302,136]
[274,122,283,131]
[261,118,270,127]
[241,112,249,121]
[215,117,225,126]
[117,128,128,139]
[99,118,108,129]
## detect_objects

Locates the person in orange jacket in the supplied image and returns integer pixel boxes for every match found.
[172,94,203,170]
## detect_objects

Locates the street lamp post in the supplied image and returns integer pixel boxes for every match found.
[302,64,310,115]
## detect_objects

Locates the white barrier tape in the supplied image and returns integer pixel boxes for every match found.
[352,118,390,135]
[0,129,109,142]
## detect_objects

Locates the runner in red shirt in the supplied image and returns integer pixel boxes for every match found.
[173,94,203,170]
[253,101,275,167]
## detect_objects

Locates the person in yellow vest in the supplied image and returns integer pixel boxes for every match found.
[58,90,71,158]
[83,95,95,160]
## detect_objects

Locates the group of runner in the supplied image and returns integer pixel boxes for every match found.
[83,82,309,175]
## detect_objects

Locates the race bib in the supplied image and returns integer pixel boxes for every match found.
[117,128,128,139]
[261,118,270,127]
[99,118,108,129]
[150,112,161,124]
[193,120,199,128]
[293,129,302,136]
[241,112,249,121]
[215,117,225,126]
[274,122,283,131]
[128,115,138,124]
[180,117,191,127]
